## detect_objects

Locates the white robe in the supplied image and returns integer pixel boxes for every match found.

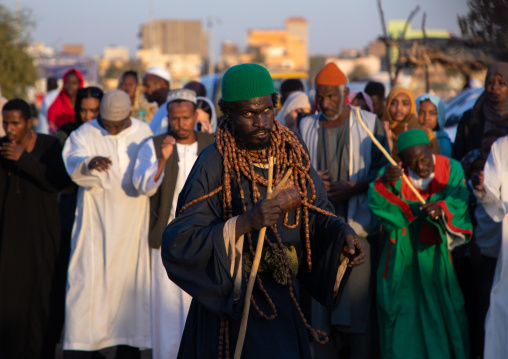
[149,104,168,136]
[37,89,58,135]
[62,118,153,351]
[133,139,197,359]
[475,136,508,359]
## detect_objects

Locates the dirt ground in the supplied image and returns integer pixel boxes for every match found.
[54,343,153,359]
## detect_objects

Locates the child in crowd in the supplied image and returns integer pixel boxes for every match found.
[416,94,452,157]
[384,88,440,161]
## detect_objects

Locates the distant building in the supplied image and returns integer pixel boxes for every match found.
[139,19,207,57]
[28,42,56,58]
[245,17,309,72]
[28,41,98,106]
[33,53,98,95]
[35,55,98,84]
[138,19,208,86]
[388,20,450,40]
[103,46,130,62]
[218,41,240,71]
[339,49,365,59]
[136,47,202,88]
[367,40,387,58]
[326,56,381,80]
[62,44,85,57]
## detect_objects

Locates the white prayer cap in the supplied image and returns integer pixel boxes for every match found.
[167,88,197,105]
[145,66,171,83]
[100,90,131,122]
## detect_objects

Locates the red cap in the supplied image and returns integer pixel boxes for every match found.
[315,62,347,86]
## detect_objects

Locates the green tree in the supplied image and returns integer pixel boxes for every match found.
[104,63,125,80]
[0,4,37,99]
[458,0,508,50]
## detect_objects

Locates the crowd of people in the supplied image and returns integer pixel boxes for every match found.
[0,59,508,359]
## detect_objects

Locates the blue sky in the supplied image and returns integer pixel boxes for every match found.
[13,0,469,57]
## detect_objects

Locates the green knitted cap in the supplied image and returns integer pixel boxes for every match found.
[221,63,275,102]
[397,129,430,153]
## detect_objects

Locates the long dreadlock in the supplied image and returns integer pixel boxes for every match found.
[179,95,335,358]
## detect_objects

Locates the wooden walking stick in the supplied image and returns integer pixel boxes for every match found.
[354,106,467,249]
[234,158,294,359]
[354,106,426,205]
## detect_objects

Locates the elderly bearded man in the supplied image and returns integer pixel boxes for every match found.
[368,129,471,359]
[161,63,366,358]
[299,62,389,359]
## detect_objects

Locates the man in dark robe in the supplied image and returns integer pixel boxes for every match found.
[0,99,70,358]
[161,63,366,358]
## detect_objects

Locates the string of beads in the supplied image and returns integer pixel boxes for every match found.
[180,117,335,358]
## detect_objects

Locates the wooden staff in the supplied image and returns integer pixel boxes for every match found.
[354,106,426,205]
[234,159,293,359]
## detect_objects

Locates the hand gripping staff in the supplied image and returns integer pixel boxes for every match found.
[234,157,298,359]
[354,106,466,250]
[354,106,426,205]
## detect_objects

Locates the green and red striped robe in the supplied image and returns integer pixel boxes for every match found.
[368,155,472,359]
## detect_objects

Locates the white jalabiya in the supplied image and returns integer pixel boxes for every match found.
[37,89,58,134]
[133,139,198,359]
[474,136,508,359]
[62,118,153,351]
[149,104,168,136]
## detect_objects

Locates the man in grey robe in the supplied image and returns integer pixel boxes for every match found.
[299,62,389,358]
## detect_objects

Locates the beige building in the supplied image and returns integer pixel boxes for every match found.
[245,17,309,72]
[136,47,202,88]
[218,41,240,71]
[325,56,382,80]
[62,44,84,56]
[103,46,130,62]
[367,40,387,58]
[139,19,207,57]
[138,19,208,86]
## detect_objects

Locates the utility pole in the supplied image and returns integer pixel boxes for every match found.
[15,0,21,44]
[207,17,221,75]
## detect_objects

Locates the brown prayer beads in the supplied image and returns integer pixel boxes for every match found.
[180,118,335,357]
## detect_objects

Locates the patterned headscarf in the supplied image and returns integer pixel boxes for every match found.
[384,87,418,137]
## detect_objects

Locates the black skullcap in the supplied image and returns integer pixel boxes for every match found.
[184,81,207,98]
[365,81,385,99]
[281,79,304,93]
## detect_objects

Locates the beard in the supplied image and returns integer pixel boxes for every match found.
[243,137,272,150]
[234,129,273,151]
[321,101,345,121]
